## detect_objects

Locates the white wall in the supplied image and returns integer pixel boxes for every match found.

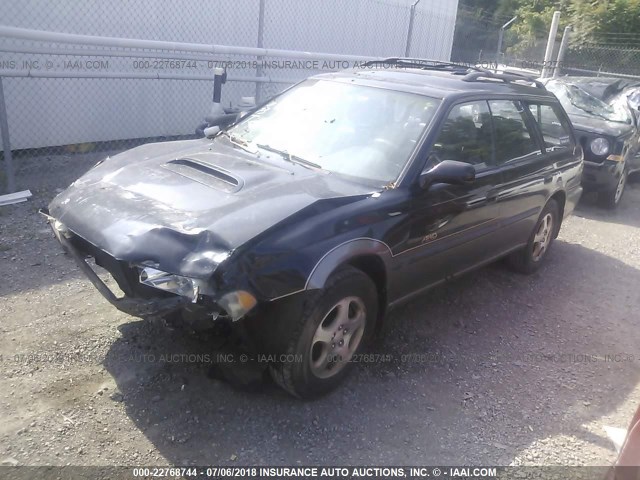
[0,0,459,149]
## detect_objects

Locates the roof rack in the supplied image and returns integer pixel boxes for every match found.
[359,58,545,89]
[462,70,545,89]
[361,57,482,72]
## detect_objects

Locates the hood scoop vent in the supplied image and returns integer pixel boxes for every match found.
[163,158,242,193]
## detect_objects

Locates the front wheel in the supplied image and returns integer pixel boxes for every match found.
[599,168,627,209]
[507,199,559,274]
[268,266,378,399]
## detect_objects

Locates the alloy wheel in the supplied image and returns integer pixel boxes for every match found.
[614,171,627,205]
[309,296,366,379]
[532,213,553,262]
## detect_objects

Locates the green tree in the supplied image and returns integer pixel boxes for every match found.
[588,0,640,44]
[452,0,640,63]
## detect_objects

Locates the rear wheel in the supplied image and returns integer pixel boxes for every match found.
[599,168,627,209]
[268,266,377,399]
[508,199,559,274]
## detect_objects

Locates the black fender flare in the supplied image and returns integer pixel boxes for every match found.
[305,237,393,291]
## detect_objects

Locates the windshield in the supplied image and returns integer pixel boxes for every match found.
[226,79,440,185]
[546,81,632,125]
[623,87,640,112]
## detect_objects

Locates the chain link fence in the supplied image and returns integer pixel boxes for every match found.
[0,0,459,195]
[451,10,640,78]
[451,9,549,71]
[563,44,640,78]
[2,1,640,196]
[450,10,501,65]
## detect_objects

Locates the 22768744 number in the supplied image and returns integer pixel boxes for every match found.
[132,467,199,477]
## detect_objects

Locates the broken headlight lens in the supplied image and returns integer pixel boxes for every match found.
[52,219,72,239]
[138,267,200,302]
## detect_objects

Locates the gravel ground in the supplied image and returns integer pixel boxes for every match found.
[1,151,640,467]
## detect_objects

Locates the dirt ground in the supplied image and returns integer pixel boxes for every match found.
[1,151,640,467]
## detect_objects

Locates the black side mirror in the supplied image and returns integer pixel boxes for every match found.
[419,160,476,189]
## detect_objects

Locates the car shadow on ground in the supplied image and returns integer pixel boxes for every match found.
[103,239,640,465]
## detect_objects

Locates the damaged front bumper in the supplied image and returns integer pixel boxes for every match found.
[41,210,260,322]
[42,209,190,318]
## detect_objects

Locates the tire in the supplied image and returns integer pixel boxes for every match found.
[507,199,560,274]
[268,266,378,399]
[599,168,627,209]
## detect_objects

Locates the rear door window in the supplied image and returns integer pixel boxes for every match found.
[488,100,541,165]
[527,102,574,151]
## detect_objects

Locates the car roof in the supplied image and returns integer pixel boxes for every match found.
[311,68,557,101]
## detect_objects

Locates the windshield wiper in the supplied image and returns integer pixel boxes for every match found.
[218,131,257,154]
[256,144,323,170]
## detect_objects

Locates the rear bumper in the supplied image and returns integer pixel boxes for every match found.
[581,160,624,192]
[41,210,190,318]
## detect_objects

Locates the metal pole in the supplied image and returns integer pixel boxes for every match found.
[0,26,377,63]
[496,29,504,66]
[496,16,518,67]
[255,0,265,103]
[213,68,225,103]
[541,11,561,78]
[0,77,16,194]
[0,69,300,83]
[404,0,421,57]
[554,26,572,78]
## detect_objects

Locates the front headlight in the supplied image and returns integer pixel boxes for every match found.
[590,137,610,156]
[139,267,201,302]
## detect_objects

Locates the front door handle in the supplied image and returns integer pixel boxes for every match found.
[466,193,498,208]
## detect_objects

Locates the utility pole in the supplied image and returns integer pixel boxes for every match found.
[554,25,572,77]
[0,77,15,193]
[541,11,561,78]
[496,16,518,67]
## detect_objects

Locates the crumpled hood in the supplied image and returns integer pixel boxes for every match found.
[568,112,634,138]
[49,138,371,277]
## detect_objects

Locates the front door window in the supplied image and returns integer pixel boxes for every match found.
[428,100,494,171]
